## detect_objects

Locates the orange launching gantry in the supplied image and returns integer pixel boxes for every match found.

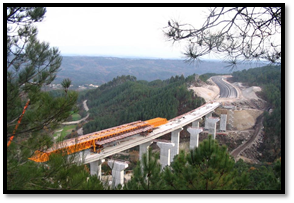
[29,117,167,163]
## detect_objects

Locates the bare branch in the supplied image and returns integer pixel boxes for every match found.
[163,7,282,66]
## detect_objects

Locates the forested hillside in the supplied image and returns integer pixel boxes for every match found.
[54,56,266,86]
[231,65,282,162]
[79,75,204,134]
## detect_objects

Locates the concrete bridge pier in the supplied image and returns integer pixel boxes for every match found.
[90,159,105,179]
[170,128,183,162]
[187,127,203,149]
[108,160,128,188]
[207,117,220,139]
[157,142,175,169]
[139,141,153,161]
[220,114,227,131]
[204,112,213,130]
[192,118,201,128]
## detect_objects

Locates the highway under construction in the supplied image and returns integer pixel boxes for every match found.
[29,75,241,164]
[26,75,244,187]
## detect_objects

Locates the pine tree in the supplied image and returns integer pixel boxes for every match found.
[7,7,78,142]
[162,135,249,190]
[6,7,104,190]
[123,137,249,190]
[123,149,163,190]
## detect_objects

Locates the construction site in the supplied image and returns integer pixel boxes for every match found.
[187,75,267,164]
[28,75,268,186]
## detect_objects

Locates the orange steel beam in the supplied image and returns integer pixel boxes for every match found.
[29,118,168,163]
[145,117,168,127]
[7,99,30,147]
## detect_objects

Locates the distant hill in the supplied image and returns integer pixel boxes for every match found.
[54,56,266,86]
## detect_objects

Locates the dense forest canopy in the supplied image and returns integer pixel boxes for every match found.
[78,75,204,134]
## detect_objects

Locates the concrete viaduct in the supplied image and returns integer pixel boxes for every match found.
[74,101,227,187]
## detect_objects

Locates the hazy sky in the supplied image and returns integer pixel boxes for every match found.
[36,7,208,59]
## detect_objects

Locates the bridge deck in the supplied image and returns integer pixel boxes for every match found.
[83,102,220,164]
[96,126,153,145]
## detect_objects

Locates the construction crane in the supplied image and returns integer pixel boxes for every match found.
[29,117,167,163]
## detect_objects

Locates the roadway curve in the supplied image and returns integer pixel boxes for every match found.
[211,76,237,98]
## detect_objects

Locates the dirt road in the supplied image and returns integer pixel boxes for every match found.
[62,100,89,125]
[230,114,264,159]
